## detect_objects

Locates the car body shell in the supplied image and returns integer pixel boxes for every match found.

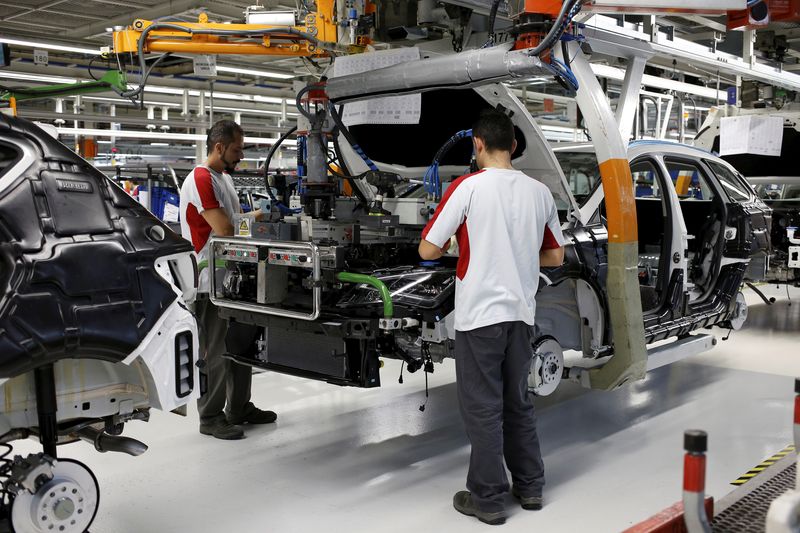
[0,115,200,439]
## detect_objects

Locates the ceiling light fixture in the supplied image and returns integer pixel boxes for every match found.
[55,127,297,146]
[216,65,294,80]
[143,86,289,105]
[0,37,101,56]
[0,71,77,84]
[0,72,294,108]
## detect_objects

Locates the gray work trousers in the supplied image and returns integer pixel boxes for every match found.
[195,296,253,425]
[455,321,545,513]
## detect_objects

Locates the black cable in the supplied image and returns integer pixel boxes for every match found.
[331,125,351,176]
[328,103,378,171]
[296,83,325,121]
[0,84,40,96]
[787,268,792,306]
[487,0,503,46]
[525,0,583,58]
[88,55,101,81]
[329,104,356,146]
[330,125,369,206]
[263,125,298,191]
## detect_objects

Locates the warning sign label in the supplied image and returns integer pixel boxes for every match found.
[236,217,251,237]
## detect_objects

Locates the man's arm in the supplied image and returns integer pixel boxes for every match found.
[419,181,469,260]
[419,239,445,260]
[540,246,564,267]
[201,207,235,236]
[539,194,566,267]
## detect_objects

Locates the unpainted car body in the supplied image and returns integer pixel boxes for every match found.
[0,115,200,447]
[547,141,770,371]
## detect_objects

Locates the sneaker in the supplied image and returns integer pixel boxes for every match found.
[452,491,506,526]
[228,407,277,425]
[511,486,543,511]
[199,419,245,440]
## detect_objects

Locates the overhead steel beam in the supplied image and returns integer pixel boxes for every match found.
[16,110,290,135]
[681,31,722,43]
[591,63,727,100]
[584,14,800,93]
[63,0,246,39]
[2,0,69,22]
[615,56,647,142]
[0,1,106,22]
[0,19,69,31]
[680,15,727,33]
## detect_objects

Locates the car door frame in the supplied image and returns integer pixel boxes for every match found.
[659,154,728,307]
[580,153,688,316]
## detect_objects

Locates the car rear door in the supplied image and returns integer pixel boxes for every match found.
[703,158,772,262]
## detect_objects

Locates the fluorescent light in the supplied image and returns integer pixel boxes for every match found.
[0,37,101,56]
[150,142,170,146]
[144,87,289,105]
[0,71,294,109]
[216,65,294,80]
[56,127,297,146]
[212,105,299,117]
[81,96,182,108]
[0,71,77,84]
[81,98,298,117]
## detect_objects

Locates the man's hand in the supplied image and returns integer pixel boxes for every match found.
[540,247,565,267]
[201,208,234,237]
[419,239,445,260]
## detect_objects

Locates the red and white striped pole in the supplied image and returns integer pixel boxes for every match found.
[794,379,800,454]
[683,430,712,533]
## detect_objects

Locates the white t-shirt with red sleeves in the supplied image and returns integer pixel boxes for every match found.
[179,165,241,293]
[422,167,565,332]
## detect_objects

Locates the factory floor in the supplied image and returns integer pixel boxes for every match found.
[15,284,800,533]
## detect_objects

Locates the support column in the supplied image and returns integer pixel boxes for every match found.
[196,90,206,165]
[615,55,647,143]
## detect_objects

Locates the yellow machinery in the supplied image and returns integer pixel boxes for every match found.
[113,5,340,59]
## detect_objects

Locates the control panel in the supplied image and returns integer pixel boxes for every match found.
[220,244,260,263]
[268,249,313,268]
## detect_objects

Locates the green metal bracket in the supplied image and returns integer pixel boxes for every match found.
[1,70,127,102]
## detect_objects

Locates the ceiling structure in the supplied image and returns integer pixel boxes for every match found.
[0,1,799,168]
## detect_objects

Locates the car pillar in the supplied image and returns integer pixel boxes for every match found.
[560,41,648,390]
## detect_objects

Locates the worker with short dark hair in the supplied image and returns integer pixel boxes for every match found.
[419,109,565,525]
[180,119,277,440]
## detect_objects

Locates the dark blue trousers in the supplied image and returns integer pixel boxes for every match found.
[455,321,545,513]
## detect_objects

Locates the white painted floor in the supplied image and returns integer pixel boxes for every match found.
[14,284,800,533]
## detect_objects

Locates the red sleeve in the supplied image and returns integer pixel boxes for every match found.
[194,168,220,210]
[421,169,485,249]
[541,225,560,251]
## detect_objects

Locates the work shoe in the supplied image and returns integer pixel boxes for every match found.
[199,419,244,440]
[228,407,277,425]
[511,486,543,511]
[452,491,506,526]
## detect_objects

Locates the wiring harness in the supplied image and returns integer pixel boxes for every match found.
[424,129,473,200]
